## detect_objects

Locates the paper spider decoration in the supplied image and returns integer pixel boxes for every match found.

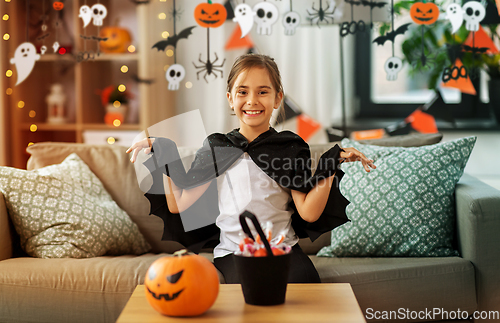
[307,0,336,27]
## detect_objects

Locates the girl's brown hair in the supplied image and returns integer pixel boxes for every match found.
[227,54,285,123]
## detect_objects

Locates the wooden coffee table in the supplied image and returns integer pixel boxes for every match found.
[116,283,366,322]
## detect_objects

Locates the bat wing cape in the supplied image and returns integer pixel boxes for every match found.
[142,128,350,253]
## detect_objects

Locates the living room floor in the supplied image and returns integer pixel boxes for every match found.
[442,131,500,190]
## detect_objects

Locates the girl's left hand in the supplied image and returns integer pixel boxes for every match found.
[340,147,376,172]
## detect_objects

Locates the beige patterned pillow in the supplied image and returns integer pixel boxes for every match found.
[0,153,151,258]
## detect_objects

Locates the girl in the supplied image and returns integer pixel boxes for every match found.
[127,54,375,283]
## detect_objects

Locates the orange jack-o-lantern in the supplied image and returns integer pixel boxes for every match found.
[194,1,227,28]
[145,250,219,317]
[53,1,64,10]
[99,26,132,54]
[410,2,439,25]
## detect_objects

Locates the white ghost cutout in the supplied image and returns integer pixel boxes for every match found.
[253,2,279,36]
[91,4,107,26]
[53,41,60,53]
[446,3,463,34]
[79,5,92,28]
[462,2,485,32]
[384,57,403,81]
[283,11,301,35]
[10,42,40,86]
[166,64,186,91]
[233,4,256,38]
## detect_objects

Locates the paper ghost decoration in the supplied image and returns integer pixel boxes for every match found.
[384,56,403,81]
[91,4,107,26]
[253,2,279,35]
[166,64,186,91]
[53,41,60,53]
[445,4,463,33]
[41,45,47,55]
[10,42,40,86]
[462,1,485,32]
[233,3,256,38]
[79,5,92,28]
[283,11,301,35]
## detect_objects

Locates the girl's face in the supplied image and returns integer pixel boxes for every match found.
[227,67,283,135]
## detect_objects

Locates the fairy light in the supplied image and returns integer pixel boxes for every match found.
[128,45,135,53]
[166,49,174,57]
[5,70,12,77]
[120,65,129,73]
[158,13,166,19]
[2,14,8,20]
[118,84,126,92]
[3,33,9,40]
[30,124,37,132]
[17,101,25,108]
[4,0,12,3]
[107,137,116,145]
[28,142,34,147]
[113,119,121,127]
[29,110,36,118]
[159,0,166,2]
[186,82,193,89]
[162,31,170,39]
[113,101,121,108]
[6,88,12,95]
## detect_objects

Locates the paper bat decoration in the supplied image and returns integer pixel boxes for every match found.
[132,74,155,85]
[360,0,386,8]
[152,26,196,51]
[373,23,411,45]
[129,0,150,4]
[462,45,490,54]
[345,0,363,6]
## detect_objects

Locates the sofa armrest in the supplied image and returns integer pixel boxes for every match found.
[0,192,12,261]
[455,174,500,320]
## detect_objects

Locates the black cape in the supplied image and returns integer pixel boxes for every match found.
[142,128,350,253]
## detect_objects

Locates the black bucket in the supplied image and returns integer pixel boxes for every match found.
[233,211,292,306]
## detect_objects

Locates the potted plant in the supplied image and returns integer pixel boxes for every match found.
[100,85,132,126]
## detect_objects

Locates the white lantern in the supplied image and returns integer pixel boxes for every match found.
[46,83,67,124]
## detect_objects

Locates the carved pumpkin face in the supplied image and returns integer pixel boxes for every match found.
[144,251,219,317]
[194,2,227,28]
[99,26,132,54]
[410,2,439,25]
[53,1,64,10]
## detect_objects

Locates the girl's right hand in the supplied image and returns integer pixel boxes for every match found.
[126,138,155,163]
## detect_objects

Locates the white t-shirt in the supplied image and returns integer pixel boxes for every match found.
[214,152,299,258]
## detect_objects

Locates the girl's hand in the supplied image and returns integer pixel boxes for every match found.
[126,138,155,163]
[340,147,376,172]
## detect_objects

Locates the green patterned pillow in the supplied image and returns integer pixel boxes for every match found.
[317,136,476,257]
[0,153,151,258]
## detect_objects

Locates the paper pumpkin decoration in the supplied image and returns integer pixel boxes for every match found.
[144,250,219,317]
[194,1,227,28]
[166,64,186,91]
[253,2,279,35]
[10,42,40,86]
[446,3,463,33]
[232,3,255,38]
[53,2,64,10]
[99,26,132,53]
[462,1,486,32]
[79,5,92,28]
[410,2,439,25]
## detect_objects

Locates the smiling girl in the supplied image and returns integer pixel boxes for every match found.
[127,54,375,283]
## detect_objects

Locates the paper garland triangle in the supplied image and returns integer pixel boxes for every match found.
[405,110,438,133]
[464,26,499,55]
[441,59,477,95]
[297,114,322,142]
[225,25,254,51]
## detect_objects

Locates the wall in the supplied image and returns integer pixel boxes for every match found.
[0,9,6,167]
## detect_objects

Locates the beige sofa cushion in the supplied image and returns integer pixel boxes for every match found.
[0,194,11,261]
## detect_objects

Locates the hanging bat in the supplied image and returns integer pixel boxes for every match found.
[129,0,150,4]
[131,74,155,85]
[372,23,411,45]
[462,45,489,54]
[345,0,363,5]
[37,33,50,41]
[152,26,196,51]
[360,0,387,8]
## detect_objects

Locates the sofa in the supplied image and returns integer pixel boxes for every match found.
[0,137,499,323]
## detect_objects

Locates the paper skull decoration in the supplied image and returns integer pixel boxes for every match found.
[144,250,219,317]
[194,2,227,28]
[462,1,485,32]
[410,2,439,25]
[91,4,107,26]
[283,11,301,36]
[384,57,403,81]
[253,2,279,35]
[166,64,186,91]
